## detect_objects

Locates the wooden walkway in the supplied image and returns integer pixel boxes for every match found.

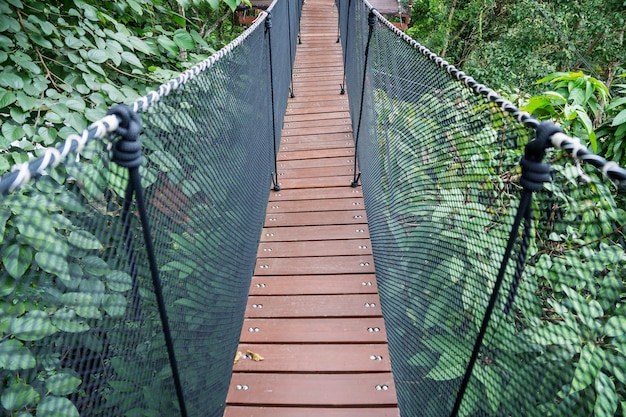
[224,1,399,416]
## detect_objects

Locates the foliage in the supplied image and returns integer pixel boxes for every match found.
[407,0,626,93]
[371,71,626,416]
[0,0,249,415]
[597,76,626,167]
[0,0,246,172]
[523,71,609,152]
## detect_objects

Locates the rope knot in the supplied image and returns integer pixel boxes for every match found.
[525,121,560,162]
[519,121,559,191]
[265,12,272,29]
[368,10,377,27]
[107,104,142,169]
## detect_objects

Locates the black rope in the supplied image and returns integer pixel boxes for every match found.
[351,10,377,188]
[108,104,188,417]
[265,13,281,192]
[287,0,296,98]
[340,0,352,95]
[336,0,342,43]
[448,121,557,417]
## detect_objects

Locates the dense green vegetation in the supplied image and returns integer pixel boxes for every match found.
[405,0,626,167]
[0,1,250,416]
[0,0,624,416]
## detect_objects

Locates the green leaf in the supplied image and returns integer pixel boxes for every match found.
[150,150,182,172]
[11,51,41,75]
[612,108,626,127]
[107,270,133,292]
[0,339,36,370]
[68,230,103,250]
[561,285,594,328]
[35,250,71,283]
[1,382,39,411]
[157,35,178,56]
[426,349,465,380]
[129,36,154,55]
[46,370,82,396]
[51,308,90,333]
[173,29,195,50]
[104,293,127,318]
[65,98,86,112]
[605,316,626,337]
[606,97,626,110]
[223,0,240,11]
[0,275,17,297]
[9,310,58,341]
[572,343,605,392]
[594,372,618,417]
[121,51,143,68]
[16,91,39,111]
[0,90,17,108]
[36,396,79,417]
[2,122,26,141]
[82,256,109,277]
[0,70,24,89]
[3,244,33,279]
[61,288,102,319]
[101,83,125,102]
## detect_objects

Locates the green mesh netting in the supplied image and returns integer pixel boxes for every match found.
[338,0,626,416]
[0,1,301,416]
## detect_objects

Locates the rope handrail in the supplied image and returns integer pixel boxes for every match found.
[363,0,626,187]
[0,11,268,196]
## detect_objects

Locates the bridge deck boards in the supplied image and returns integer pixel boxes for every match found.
[224,0,399,415]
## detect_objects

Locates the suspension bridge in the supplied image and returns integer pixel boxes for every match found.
[0,0,625,417]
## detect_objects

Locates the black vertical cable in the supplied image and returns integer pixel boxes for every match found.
[287,0,296,98]
[340,0,352,94]
[119,185,143,321]
[266,13,281,192]
[336,0,341,43]
[351,10,376,188]
[448,122,556,417]
[108,104,188,417]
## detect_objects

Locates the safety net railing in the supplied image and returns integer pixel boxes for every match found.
[338,0,626,416]
[0,1,302,416]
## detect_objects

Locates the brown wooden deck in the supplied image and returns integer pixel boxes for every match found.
[223,1,400,416]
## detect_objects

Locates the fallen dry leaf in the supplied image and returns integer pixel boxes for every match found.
[247,350,264,362]
[233,351,243,365]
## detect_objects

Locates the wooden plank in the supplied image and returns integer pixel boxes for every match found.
[283,118,350,130]
[286,105,348,115]
[276,157,356,170]
[265,198,363,213]
[287,98,348,110]
[277,175,354,190]
[278,166,355,180]
[269,186,363,201]
[281,137,353,150]
[281,135,352,145]
[282,125,351,137]
[257,239,371,258]
[227,373,397,406]
[244,294,381,317]
[284,111,350,122]
[261,224,369,242]
[278,148,354,161]
[254,255,375,275]
[249,275,379,296]
[239,318,388,343]
[263,210,366,227]
[233,344,392,372]
[225,407,400,417]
